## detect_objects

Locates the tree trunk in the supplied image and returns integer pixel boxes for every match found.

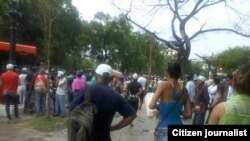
[177,46,188,79]
[146,36,153,93]
[45,0,53,118]
[46,57,51,119]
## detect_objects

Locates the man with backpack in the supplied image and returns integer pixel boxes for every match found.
[34,68,48,117]
[69,64,136,141]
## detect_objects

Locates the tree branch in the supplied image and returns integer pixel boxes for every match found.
[183,0,203,22]
[196,0,226,14]
[173,0,182,20]
[190,28,250,41]
[144,4,165,28]
[113,0,179,50]
[195,53,211,65]
[166,0,178,19]
[112,0,132,14]
[171,15,182,42]
[178,0,189,9]
[186,23,203,40]
[147,3,169,10]
[125,16,178,50]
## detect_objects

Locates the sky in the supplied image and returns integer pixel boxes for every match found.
[72,0,250,60]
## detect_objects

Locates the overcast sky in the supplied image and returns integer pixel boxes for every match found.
[72,0,250,60]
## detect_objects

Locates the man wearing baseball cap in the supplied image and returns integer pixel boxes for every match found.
[193,75,209,125]
[69,64,136,141]
[127,73,143,111]
[0,64,20,120]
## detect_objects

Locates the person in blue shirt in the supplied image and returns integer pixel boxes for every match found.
[69,64,136,141]
[149,62,192,141]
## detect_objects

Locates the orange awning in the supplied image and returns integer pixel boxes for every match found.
[0,41,37,56]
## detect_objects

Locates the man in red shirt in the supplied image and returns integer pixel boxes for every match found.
[0,64,20,120]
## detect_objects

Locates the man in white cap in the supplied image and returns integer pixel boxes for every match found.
[126,73,143,127]
[137,75,147,109]
[69,64,136,141]
[54,71,67,117]
[18,67,28,105]
[193,75,209,125]
[0,64,20,120]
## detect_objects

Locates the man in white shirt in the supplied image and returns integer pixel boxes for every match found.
[225,74,233,100]
[54,71,67,117]
[18,68,27,104]
[185,75,196,108]
[207,77,220,104]
[137,75,147,109]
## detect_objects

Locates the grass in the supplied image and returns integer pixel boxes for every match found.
[22,116,66,132]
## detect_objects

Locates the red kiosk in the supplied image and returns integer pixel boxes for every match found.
[0,41,37,103]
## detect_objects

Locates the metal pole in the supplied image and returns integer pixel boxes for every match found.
[8,0,18,64]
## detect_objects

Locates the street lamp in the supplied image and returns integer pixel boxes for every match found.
[8,0,19,64]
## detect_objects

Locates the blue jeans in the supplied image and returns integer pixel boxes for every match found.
[155,128,168,141]
[35,93,46,116]
[55,94,65,116]
[192,112,206,125]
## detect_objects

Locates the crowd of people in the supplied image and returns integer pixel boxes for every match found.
[0,62,249,141]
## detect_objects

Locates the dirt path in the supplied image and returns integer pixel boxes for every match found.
[0,115,67,141]
[0,106,192,141]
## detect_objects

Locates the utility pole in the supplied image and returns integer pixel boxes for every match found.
[8,0,19,64]
[146,36,154,92]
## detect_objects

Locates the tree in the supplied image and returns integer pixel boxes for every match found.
[211,46,250,74]
[49,1,83,70]
[195,54,215,79]
[79,13,168,74]
[2,0,169,74]
[36,0,60,118]
[17,0,43,47]
[113,0,250,77]
[86,12,115,64]
[10,0,83,70]
[0,0,12,41]
[188,61,206,77]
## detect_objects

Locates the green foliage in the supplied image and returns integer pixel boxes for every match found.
[0,1,171,74]
[78,13,167,74]
[81,59,96,70]
[211,46,250,74]
[17,0,43,47]
[189,61,206,76]
[0,0,10,41]
[49,2,83,69]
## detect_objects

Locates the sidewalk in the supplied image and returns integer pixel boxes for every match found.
[111,105,193,141]
[0,103,193,141]
[0,104,24,118]
[0,112,67,141]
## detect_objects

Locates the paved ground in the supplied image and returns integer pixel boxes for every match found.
[0,104,192,141]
